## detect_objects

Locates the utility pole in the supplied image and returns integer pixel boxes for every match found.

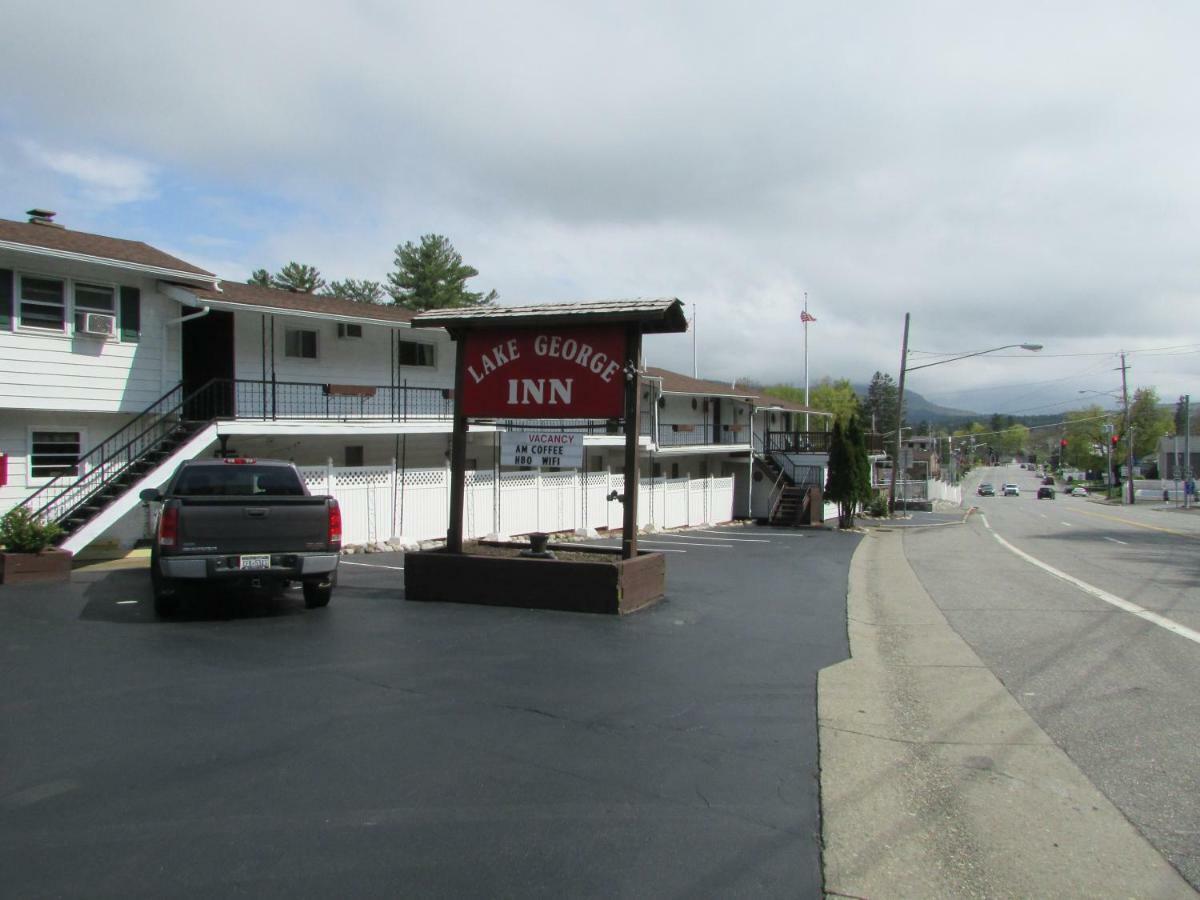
[1119,352,1135,504]
[888,312,910,516]
[1184,394,1192,509]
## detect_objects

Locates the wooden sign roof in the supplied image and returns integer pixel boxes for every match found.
[412,298,689,334]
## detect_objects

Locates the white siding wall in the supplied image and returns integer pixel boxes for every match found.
[657,393,752,446]
[0,409,141,513]
[0,258,182,413]
[233,313,455,389]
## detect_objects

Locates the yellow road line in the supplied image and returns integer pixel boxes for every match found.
[1070,507,1199,539]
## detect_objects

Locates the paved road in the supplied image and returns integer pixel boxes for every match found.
[1,525,856,898]
[905,464,1200,888]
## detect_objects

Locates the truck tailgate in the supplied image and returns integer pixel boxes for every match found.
[176,497,333,554]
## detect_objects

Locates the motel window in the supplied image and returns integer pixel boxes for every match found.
[74,282,116,333]
[671,462,679,479]
[344,445,364,467]
[285,328,318,359]
[30,430,82,479]
[337,323,363,339]
[19,276,65,330]
[398,340,435,367]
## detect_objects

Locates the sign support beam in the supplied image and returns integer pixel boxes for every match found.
[621,324,642,560]
[447,329,468,553]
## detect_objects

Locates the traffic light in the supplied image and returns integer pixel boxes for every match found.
[1111,434,1120,446]
[1060,438,1068,448]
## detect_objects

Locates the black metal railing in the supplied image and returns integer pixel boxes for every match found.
[657,423,750,447]
[496,415,656,437]
[215,379,454,421]
[764,430,885,454]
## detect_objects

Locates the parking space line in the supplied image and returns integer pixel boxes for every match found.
[572,543,687,553]
[686,531,772,542]
[1104,536,1129,545]
[639,539,731,549]
[340,561,405,570]
[642,537,736,546]
[1060,521,1072,527]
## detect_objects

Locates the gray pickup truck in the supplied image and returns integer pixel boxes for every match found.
[140,458,341,617]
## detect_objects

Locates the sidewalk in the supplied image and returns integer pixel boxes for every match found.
[818,530,1195,898]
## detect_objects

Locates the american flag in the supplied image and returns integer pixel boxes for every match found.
[801,310,817,323]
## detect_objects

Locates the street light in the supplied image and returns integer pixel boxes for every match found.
[888,312,1042,515]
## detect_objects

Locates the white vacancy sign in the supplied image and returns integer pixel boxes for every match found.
[501,431,585,469]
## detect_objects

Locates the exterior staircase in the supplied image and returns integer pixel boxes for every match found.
[17,381,224,553]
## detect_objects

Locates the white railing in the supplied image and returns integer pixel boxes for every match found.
[296,465,736,545]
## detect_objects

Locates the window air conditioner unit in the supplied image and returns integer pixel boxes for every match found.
[80,312,116,336]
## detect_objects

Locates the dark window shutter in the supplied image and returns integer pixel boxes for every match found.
[0,269,12,329]
[119,286,140,342]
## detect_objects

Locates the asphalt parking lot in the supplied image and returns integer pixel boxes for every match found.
[1,525,858,899]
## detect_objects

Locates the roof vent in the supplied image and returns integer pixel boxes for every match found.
[27,208,63,228]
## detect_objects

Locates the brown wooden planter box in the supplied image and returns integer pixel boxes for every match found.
[404,544,666,615]
[0,549,73,585]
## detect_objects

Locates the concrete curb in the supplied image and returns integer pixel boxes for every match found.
[818,529,1195,898]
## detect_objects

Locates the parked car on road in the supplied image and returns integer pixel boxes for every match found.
[1037,486,1055,499]
[1003,483,1020,496]
[1042,476,1055,485]
[978,483,996,496]
[1070,486,1089,497]
[140,458,342,617]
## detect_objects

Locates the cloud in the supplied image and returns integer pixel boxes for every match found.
[2,2,1199,411]
[22,142,157,206]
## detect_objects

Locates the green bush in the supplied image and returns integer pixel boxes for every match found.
[867,494,888,517]
[0,507,63,553]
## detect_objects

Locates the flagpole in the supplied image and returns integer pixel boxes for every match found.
[804,292,810,432]
[692,302,698,378]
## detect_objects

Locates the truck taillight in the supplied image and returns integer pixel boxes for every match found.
[328,500,342,547]
[158,506,179,548]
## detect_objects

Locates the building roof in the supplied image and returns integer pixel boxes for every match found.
[748,388,831,417]
[643,367,830,416]
[0,217,214,279]
[412,298,689,334]
[188,281,419,326]
[644,367,759,400]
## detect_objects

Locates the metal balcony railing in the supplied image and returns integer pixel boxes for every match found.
[764,430,885,454]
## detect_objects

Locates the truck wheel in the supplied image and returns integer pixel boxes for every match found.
[303,580,332,609]
[151,568,182,618]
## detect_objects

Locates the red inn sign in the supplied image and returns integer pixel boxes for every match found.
[460,326,626,418]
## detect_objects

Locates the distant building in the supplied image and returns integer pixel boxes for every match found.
[1157,434,1200,480]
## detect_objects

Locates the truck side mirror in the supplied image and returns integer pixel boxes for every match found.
[139,488,162,502]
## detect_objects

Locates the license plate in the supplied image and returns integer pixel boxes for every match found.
[239,555,271,570]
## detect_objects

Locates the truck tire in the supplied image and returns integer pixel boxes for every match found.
[151,566,182,618]
[303,579,332,609]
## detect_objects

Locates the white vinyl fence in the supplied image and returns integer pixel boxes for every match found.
[297,465,736,545]
[927,479,963,504]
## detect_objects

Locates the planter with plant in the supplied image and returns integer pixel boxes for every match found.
[0,508,71,585]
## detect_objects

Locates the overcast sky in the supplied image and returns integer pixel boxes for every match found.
[2,2,1197,415]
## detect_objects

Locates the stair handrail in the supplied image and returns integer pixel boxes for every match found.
[19,379,225,526]
[767,466,788,521]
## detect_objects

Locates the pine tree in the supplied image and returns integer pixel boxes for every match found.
[386,234,497,311]
[846,414,873,513]
[248,268,273,287]
[272,262,326,294]
[324,279,385,304]
[824,420,857,528]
